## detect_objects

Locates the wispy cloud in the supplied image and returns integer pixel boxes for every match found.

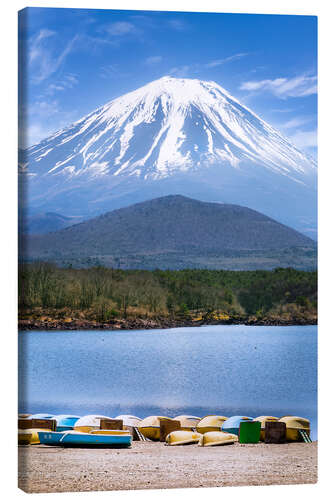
[145,56,163,65]
[206,53,249,68]
[168,65,191,77]
[45,74,79,95]
[102,21,139,37]
[240,74,317,98]
[289,130,317,149]
[28,29,79,84]
[271,108,298,113]
[281,117,313,129]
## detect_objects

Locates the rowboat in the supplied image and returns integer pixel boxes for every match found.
[165,430,202,446]
[55,415,81,431]
[74,414,114,433]
[222,416,253,435]
[173,415,201,430]
[18,428,46,445]
[138,416,172,441]
[279,416,310,441]
[253,416,279,440]
[196,415,228,434]
[199,431,238,446]
[38,430,132,447]
[38,430,130,445]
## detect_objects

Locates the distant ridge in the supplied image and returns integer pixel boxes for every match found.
[22,195,316,270]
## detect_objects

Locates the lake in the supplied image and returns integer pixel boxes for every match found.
[18,325,317,439]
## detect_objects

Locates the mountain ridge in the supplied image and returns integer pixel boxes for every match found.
[22,195,316,270]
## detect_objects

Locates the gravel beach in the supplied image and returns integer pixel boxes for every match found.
[18,441,317,493]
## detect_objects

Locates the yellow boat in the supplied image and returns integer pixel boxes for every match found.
[253,416,279,441]
[165,430,202,446]
[173,415,201,430]
[138,416,172,441]
[74,414,113,433]
[279,416,310,441]
[199,431,238,447]
[196,415,228,434]
[18,428,46,445]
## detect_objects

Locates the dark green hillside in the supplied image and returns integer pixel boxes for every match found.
[22,195,316,270]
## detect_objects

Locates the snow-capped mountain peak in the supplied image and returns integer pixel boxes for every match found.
[25,76,316,183]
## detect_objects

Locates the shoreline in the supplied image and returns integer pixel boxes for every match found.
[18,316,317,331]
[18,441,317,493]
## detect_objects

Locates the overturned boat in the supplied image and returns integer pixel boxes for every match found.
[173,415,201,430]
[165,430,202,446]
[54,415,81,432]
[222,416,253,435]
[138,416,172,441]
[199,431,238,446]
[197,415,228,434]
[279,416,311,441]
[74,415,113,433]
[18,428,47,445]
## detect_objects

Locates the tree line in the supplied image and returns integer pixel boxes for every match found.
[18,263,317,322]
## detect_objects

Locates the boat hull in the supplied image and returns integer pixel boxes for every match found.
[222,416,253,436]
[165,431,202,446]
[196,415,228,434]
[18,429,46,445]
[279,416,310,441]
[38,431,132,447]
[199,431,238,447]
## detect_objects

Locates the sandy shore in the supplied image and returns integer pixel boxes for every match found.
[18,441,317,493]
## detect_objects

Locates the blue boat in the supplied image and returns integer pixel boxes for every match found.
[38,431,132,448]
[38,431,64,445]
[55,415,81,431]
[222,416,253,435]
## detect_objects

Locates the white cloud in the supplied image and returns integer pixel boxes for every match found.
[289,130,317,149]
[145,56,163,65]
[240,75,317,98]
[168,65,190,77]
[28,30,79,83]
[45,73,79,95]
[104,21,138,36]
[281,117,313,129]
[206,53,249,68]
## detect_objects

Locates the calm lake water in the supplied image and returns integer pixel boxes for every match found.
[18,325,317,439]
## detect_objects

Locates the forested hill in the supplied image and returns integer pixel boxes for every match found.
[22,195,316,270]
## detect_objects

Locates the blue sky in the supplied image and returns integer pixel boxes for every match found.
[18,7,317,157]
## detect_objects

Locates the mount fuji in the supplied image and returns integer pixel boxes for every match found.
[20,76,317,236]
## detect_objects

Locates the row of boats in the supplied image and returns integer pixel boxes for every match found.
[18,413,311,448]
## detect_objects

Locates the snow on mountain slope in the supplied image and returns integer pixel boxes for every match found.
[20,76,317,235]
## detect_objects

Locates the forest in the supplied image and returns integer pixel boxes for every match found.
[18,263,317,328]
